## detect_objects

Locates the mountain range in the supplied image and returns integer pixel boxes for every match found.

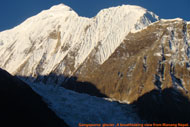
[0,3,190,126]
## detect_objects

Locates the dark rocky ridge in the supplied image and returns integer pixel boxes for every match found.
[132,88,190,123]
[0,68,68,127]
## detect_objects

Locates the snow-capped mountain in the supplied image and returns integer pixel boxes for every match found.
[1,3,190,126]
[0,4,158,78]
[1,3,190,103]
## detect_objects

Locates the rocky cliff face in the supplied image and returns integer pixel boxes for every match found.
[75,19,190,102]
[0,4,190,103]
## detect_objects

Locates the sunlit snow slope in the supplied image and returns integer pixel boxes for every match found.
[0,4,158,80]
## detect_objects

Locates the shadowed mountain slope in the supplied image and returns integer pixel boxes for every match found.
[132,88,190,123]
[0,68,68,127]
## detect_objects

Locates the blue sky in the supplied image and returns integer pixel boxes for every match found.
[0,0,189,32]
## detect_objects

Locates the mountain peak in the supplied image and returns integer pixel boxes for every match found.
[96,4,152,18]
[97,4,147,13]
[49,4,73,12]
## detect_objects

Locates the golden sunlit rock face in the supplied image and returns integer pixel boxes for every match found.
[73,19,190,103]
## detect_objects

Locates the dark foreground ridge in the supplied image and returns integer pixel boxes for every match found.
[0,68,68,127]
[132,88,190,123]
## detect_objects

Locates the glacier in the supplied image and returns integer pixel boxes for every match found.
[29,82,141,126]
